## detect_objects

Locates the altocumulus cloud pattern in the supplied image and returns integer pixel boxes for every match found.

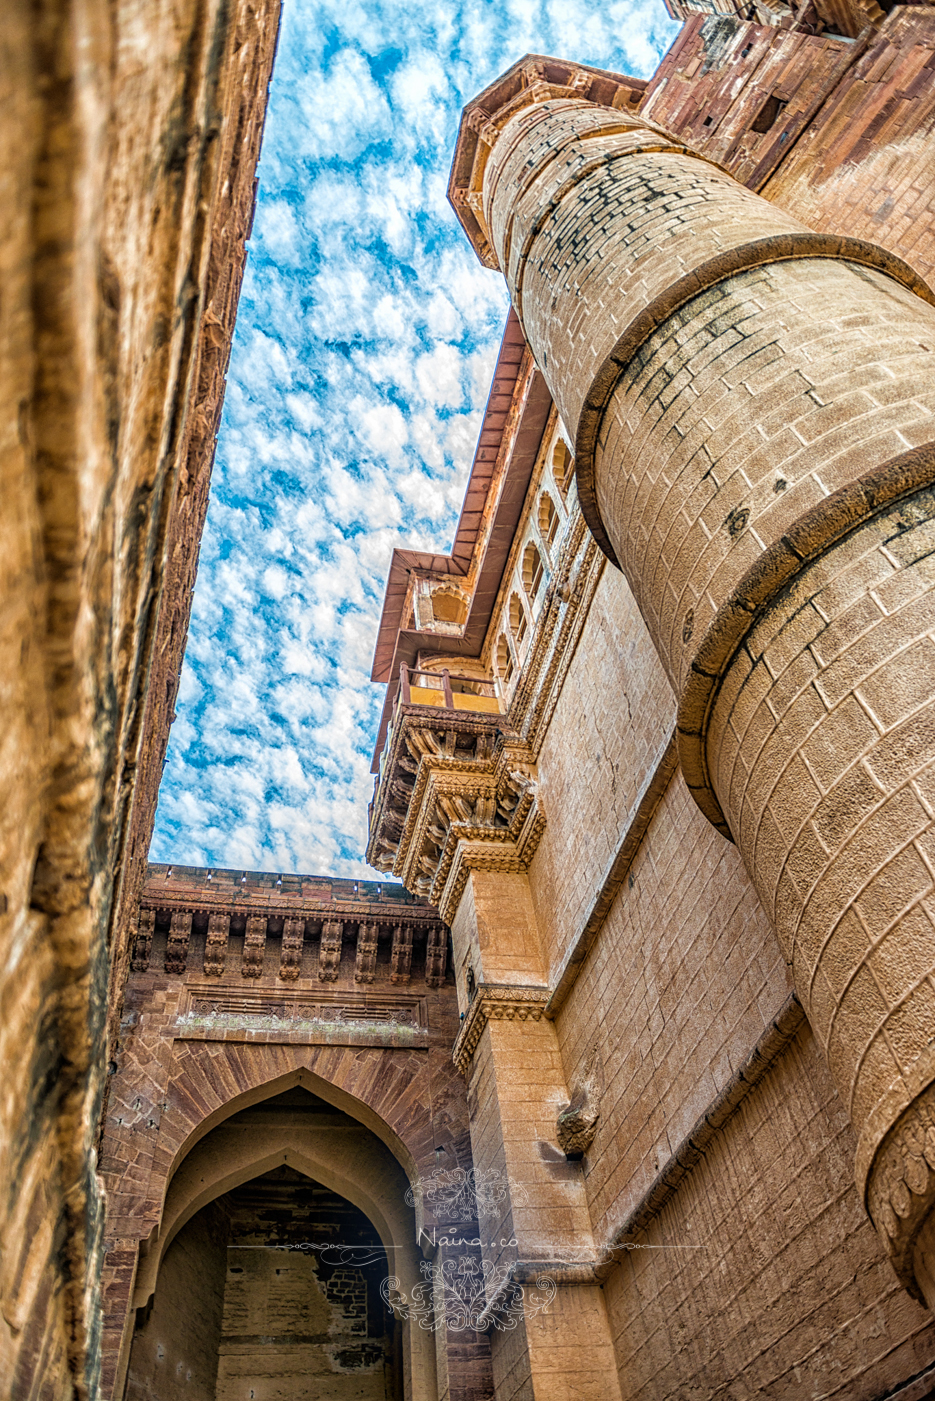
[150,0,680,878]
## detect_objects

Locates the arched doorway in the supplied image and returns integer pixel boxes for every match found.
[124,1087,421,1400]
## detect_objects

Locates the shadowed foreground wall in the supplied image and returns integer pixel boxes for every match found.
[0,3,279,1395]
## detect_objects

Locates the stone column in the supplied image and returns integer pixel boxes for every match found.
[452,66,935,1300]
[450,868,622,1401]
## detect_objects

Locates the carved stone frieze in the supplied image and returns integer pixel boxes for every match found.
[452,983,550,1075]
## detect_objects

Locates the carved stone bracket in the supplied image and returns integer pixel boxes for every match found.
[279,917,304,981]
[425,925,447,988]
[452,983,550,1075]
[865,1079,935,1303]
[131,908,155,972]
[165,912,192,974]
[319,921,342,982]
[367,707,547,930]
[204,913,230,977]
[355,922,378,984]
[390,923,413,985]
[242,915,267,978]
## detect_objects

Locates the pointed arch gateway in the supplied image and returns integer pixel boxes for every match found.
[122,1079,436,1401]
[99,872,491,1401]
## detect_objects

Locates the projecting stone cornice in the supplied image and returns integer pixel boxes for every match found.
[452,982,551,1074]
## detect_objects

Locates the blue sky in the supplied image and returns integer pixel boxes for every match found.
[150,0,680,878]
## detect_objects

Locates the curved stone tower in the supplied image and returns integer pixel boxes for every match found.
[450,57,935,1305]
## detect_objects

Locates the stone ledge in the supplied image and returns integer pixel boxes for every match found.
[452,983,551,1073]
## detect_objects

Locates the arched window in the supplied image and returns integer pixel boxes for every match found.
[552,440,574,499]
[509,592,528,650]
[522,541,544,601]
[496,633,514,687]
[538,492,560,553]
[431,589,467,625]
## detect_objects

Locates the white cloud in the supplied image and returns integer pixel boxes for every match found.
[151,0,679,878]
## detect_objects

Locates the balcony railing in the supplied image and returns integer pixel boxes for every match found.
[398,663,501,715]
[373,665,502,801]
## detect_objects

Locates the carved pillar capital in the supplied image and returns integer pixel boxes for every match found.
[452,983,550,1076]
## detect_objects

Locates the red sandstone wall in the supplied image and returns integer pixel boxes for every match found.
[643,8,935,286]
[125,1201,229,1401]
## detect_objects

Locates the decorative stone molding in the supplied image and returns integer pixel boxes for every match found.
[508,512,605,762]
[137,866,444,985]
[448,55,646,270]
[452,983,550,1074]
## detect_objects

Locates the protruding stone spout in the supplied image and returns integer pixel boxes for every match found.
[449,56,935,1304]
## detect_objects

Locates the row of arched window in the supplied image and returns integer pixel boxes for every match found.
[494,436,573,693]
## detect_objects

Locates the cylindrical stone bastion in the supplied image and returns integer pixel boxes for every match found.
[463,83,935,1303]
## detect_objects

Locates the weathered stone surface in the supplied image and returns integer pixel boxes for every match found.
[0,2,279,1393]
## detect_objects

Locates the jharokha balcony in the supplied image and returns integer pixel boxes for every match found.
[366,664,544,923]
